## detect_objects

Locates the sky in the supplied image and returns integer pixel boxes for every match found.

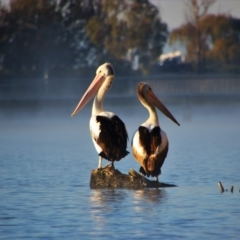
[149,0,240,53]
[150,0,240,30]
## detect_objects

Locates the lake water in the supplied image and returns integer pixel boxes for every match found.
[1,97,240,239]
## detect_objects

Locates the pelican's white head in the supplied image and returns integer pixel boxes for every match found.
[71,62,114,117]
[138,82,180,126]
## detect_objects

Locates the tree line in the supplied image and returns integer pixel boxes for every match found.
[0,0,167,77]
[0,0,239,78]
[170,0,240,73]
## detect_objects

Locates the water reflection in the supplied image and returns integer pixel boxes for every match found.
[90,189,127,209]
[131,188,167,204]
[89,188,167,215]
[89,189,128,232]
[89,188,167,209]
[89,188,168,234]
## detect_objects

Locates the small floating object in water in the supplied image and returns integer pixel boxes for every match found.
[218,181,224,192]
[230,186,234,193]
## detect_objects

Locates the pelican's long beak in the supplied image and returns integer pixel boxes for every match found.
[71,73,105,117]
[148,91,180,126]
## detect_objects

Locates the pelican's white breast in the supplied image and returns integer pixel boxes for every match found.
[132,131,147,158]
[132,127,168,156]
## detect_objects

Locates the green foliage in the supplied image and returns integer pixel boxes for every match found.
[86,0,167,74]
[201,14,240,66]
[169,0,215,72]
[0,0,167,77]
[0,0,100,77]
[0,0,77,77]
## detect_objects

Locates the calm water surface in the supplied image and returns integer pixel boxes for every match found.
[0,98,240,239]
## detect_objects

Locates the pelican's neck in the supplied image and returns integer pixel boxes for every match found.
[92,76,113,116]
[140,95,159,126]
[92,92,104,115]
[146,103,159,126]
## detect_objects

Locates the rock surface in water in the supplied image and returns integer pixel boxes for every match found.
[90,166,177,189]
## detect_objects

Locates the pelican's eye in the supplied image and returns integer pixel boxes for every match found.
[98,70,106,77]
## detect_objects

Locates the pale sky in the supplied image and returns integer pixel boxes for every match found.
[151,0,240,53]
[150,0,240,30]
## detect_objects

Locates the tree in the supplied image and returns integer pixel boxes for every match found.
[201,14,240,68]
[169,0,215,72]
[0,0,167,77]
[85,0,168,75]
[0,0,69,76]
[57,0,96,72]
[0,0,95,77]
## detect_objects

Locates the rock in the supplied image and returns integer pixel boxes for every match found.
[90,166,177,189]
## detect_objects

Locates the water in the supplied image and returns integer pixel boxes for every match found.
[1,97,240,239]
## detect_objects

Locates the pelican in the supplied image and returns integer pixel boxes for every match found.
[71,62,129,169]
[131,82,180,181]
